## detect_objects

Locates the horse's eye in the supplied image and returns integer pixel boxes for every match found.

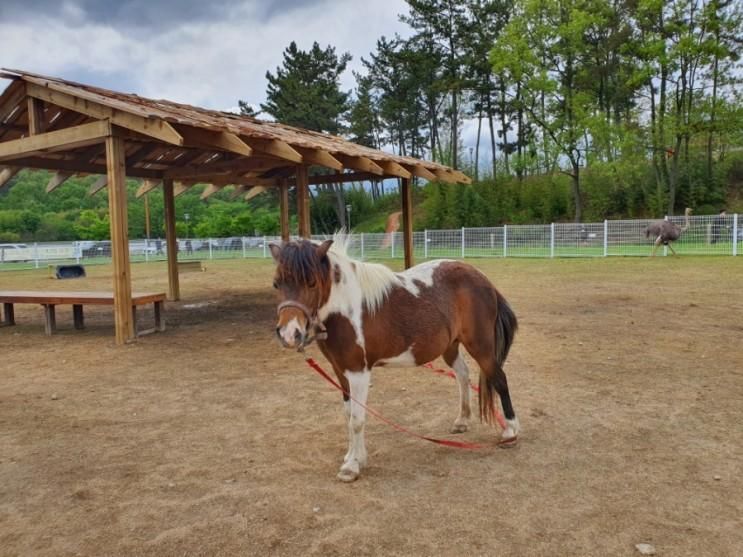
[272,280,279,289]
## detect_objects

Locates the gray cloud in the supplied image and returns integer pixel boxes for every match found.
[0,0,327,29]
[0,0,409,110]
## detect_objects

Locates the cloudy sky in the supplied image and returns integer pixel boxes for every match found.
[0,0,487,160]
[0,0,410,110]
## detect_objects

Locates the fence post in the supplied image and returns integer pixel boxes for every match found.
[360,233,365,260]
[424,229,428,259]
[145,239,149,262]
[550,223,555,258]
[663,216,668,256]
[242,238,246,258]
[75,241,80,264]
[503,225,508,258]
[734,214,738,257]
[34,242,39,269]
[461,227,465,259]
[209,239,213,259]
[263,237,267,258]
[603,220,608,257]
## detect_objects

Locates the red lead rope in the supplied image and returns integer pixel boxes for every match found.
[305,357,505,450]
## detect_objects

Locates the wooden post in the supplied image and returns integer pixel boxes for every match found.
[279,179,290,242]
[27,97,45,135]
[144,192,151,239]
[401,178,414,269]
[163,178,180,301]
[296,165,311,238]
[106,134,135,344]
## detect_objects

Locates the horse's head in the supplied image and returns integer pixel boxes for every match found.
[269,239,333,350]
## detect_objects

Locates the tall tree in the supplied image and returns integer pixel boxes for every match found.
[259,41,352,135]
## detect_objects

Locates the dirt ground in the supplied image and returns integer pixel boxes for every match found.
[1,256,742,556]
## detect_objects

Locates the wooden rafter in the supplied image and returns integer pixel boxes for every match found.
[9,156,161,179]
[241,137,302,163]
[244,186,267,201]
[88,175,108,196]
[334,154,384,175]
[46,171,73,193]
[408,164,437,181]
[200,184,221,199]
[0,165,20,188]
[229,185,247,200]
[0,120,111,162]
[379,160,412,179]
[173,181,193,197]
[27,97,45,135]
[295,147,343,170]
[0,81,26,124]
[26,83,184,146]
[135,179,162,198]
[176,124,253,157]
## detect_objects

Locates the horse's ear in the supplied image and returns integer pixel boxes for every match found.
[316,239,333,259]
[268,242,282,262]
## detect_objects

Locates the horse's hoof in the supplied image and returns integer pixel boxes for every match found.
[450,423,468,434]
[337,468,359,482]
[498,436,518,448]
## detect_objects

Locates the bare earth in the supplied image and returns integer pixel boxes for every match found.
[1,257,742,556]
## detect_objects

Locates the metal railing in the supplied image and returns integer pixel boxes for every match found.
[1,213,739,271]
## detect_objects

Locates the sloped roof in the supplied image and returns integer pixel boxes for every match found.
[0,69,469,191]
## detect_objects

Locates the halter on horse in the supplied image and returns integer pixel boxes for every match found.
[271,235,520,482]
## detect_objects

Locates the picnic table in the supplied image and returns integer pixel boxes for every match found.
[0,291,166,336]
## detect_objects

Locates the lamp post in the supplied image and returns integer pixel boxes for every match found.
[184,212,190,238]
[346,204,352,230]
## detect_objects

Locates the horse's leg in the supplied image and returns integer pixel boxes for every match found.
[465,342,520,444]
[337,369,370,482]
[443,343,471,434]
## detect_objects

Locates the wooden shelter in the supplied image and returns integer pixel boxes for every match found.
[0,69,470,345]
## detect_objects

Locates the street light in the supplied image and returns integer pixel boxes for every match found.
[346,204,352,230]
[184,212,191,238]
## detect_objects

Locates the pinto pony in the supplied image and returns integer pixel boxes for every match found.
[270,236,519,482]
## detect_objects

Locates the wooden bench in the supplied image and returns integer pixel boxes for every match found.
[177,260,204,273]
[0,291,166,336]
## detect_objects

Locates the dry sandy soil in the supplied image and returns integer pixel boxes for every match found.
[1,256,742,556]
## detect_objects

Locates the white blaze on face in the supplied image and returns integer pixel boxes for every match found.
[279,317,303,347]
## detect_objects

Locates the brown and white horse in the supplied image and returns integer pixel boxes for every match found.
[270,235,519,482]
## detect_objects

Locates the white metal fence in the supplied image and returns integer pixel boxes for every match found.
[1,213,739,271]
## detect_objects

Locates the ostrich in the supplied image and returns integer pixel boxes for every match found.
[645,207,692,256]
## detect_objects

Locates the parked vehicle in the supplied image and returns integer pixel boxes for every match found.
[0,243,29,263]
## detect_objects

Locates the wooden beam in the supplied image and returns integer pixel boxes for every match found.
[379,160,412,179]
[200,184,221,200]
[0,120,111,162]
[401,177,414,269]
[409,164,437,181]
[335,154,384,175]
[0,81,26,124]
[295,147,343,170]
[241,137,302,163]
[279,179,290,242]
[27,97,45,135]
[88,175,108,196]
[244,186,267,201]
[135,179,162,198]
[0,166,21,188]
[105,134,135,344]
[163,178,180,301]
[26,83,184,146]
[296,165,311,238]
[173,181,192,197]
[229,185,247,200]
[46,171,73,193]
[176,125,253,157]
[8,156,162,179]
[307,171,392,185]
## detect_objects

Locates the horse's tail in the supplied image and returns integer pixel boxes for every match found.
[479,291,518,424]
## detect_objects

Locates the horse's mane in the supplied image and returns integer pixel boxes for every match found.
[328,232,399,314]
[275,239,330,290]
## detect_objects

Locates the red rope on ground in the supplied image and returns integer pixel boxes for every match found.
[305,357,507,450]
[422,362,508,430]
